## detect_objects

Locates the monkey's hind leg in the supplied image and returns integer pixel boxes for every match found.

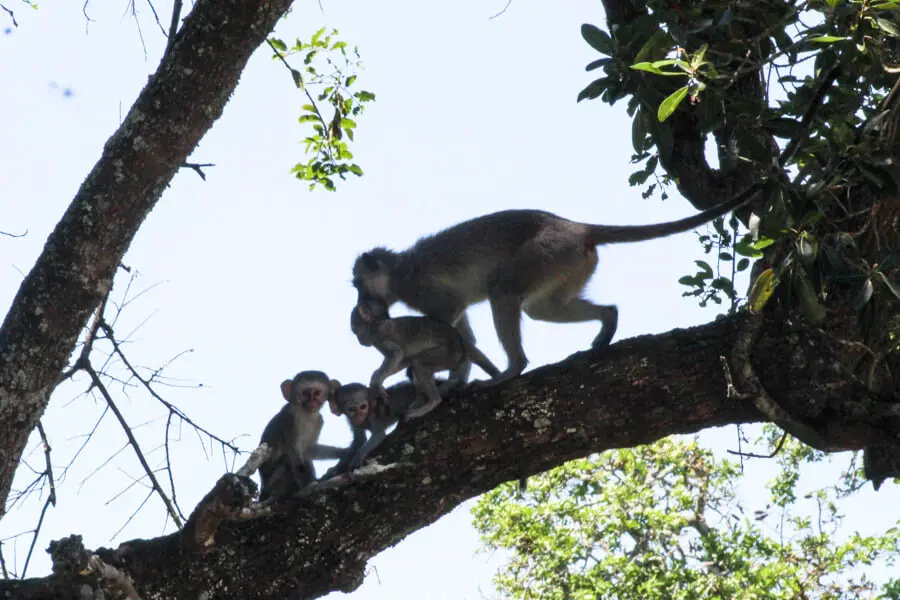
[404,363,444,420]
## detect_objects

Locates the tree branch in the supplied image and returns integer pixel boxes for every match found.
[2,311,896,599]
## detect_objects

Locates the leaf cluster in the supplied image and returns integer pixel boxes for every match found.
[473,437,900,599]
[577,0,900,337]
[269,28,376,191]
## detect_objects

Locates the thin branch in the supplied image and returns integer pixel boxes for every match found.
[727,430,789,459]
[0,228,26,238]
[35,422,56,508]
[99,320,240,455]
[779,65,841,167]
[266,39,335,164]
[20,494,52,578]
[165,0,183,55]
[489,0,513,20]
[144,0,167,38]
[181,161,214,180]
[0,3,17,27]
[84,362,183,528]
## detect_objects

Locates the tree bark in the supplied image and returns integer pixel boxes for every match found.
[1,312,895,599]
[0,0,295,517]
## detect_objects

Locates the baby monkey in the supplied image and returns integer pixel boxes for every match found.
[350,295,499,419]
[326,380,424,474]
[258,370,348,501]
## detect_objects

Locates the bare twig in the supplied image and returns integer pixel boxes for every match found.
[35,423,56,508]
[727,430,789,459]
[181,162,215,180]
[0,3,17,27]
[488,0,513,19]
[99,320,240,455]
[84,363,183,528]
[165,0,183,54]
[144,0,167,38]
[0,228,26,237]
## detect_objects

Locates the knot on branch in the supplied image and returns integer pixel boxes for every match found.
[48,534,141,599]
[182,473,258,551]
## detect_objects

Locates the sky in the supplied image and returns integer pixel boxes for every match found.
[0,0,897,598]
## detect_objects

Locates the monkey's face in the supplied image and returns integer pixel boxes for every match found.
[287,380,331,412]
[345,396,370,426]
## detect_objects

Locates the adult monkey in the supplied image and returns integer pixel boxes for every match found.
[352,193,753,387]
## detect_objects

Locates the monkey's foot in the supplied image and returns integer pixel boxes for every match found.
[591,306,619,348]
[405,398,442,420]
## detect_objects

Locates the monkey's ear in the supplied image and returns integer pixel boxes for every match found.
[327,396,342,416]
[328,379,341,400]
[280,379,293,401]
[360,252,381,271]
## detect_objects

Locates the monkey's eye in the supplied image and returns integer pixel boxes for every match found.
[359,403,368,412]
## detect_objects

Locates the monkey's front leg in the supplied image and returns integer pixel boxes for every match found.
[323,429,366,478]
[349,427,388,470]
[370,346,406,401]
[309,443,349,460]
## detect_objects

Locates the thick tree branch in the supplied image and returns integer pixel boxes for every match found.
[0,0,296,518]
[2,312,896,599]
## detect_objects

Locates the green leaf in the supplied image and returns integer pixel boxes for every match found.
[577,78,610,102]
[748,268,778,312]
[349,164,363,176]
[807,35,851,43]
[853,279,874,310]
[875,17,900,37]
[340,118,357,129]
[877,271,900,301]
[631,62,668,75]
[737,258,751,272]
[311,26,326,47]
[794,270,827,324]
[690,43,709,69]
[345,74,357,87]
[581,24,613,55]
[269,37,287,52]
[290,68,304,89]
[658,86,689,122]
[585,58,611,71]
[631,110,648,153]
[695,260,714,278]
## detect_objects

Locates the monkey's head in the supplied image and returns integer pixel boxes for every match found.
[281,371,339,413]
[349,296,390,347]
[352,248,398,305]
[328,383,370,427]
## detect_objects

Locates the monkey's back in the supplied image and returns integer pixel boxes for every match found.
[397,210,585,303]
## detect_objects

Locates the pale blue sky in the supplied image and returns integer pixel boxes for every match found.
[0,0,896,597]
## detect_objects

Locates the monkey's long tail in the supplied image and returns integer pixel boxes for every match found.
[586,185,757,245]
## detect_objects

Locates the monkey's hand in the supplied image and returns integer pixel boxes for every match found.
[370,384,389,405]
